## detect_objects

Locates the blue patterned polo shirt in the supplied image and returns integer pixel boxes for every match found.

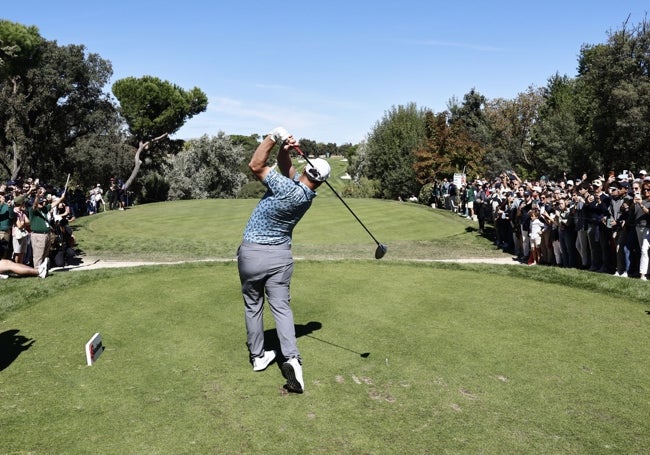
[243,168,316,245]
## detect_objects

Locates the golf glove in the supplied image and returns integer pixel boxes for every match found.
[268,127,291,143]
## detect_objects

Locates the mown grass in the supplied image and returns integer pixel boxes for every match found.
[72,197,497,262]
[1,194,650,454]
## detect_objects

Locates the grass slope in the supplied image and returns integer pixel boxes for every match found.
[72,197,496,261]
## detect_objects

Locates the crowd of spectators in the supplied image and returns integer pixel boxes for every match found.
[431,169,650,280]
[0,176,128,278]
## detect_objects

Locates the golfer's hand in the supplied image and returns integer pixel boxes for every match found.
[281,136,297,152]
[268,127,291,143]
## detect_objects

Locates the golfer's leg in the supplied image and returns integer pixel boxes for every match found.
[265,253,299,360]
[238,246,267,358]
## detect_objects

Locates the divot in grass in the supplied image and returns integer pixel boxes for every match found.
[459,388,478,400]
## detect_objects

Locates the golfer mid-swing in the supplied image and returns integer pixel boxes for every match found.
[238,127,330,394]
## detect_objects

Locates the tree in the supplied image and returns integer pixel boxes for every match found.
[164,133,248,200]
[1,21,118,184]
[0,20,43,179]
[364,103,426,199]
[576,17,650,172]
[483,86,544,178]
[229,133,261,183]
[531,74,588,179]
[413,110,486,184]
[112,76,208,191]
[448,88,491,147]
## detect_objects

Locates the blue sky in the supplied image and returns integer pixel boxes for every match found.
[3,1,649,144]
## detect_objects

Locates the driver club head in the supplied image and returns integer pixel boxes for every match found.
[375,244,388,260]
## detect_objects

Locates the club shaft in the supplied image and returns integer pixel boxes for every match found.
[294,146,381,246]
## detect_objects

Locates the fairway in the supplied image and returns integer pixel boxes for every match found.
[1,200,650,454]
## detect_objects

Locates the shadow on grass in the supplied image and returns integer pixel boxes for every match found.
[265,321,370,359]
[0,329,35,371]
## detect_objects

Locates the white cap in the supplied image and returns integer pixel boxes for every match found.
[640,169,647,175]
[304,158,331,182]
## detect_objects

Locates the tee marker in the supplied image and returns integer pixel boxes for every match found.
[85,332,105,366]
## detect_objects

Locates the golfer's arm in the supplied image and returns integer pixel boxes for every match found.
[248,136,276,180]
[277,145,295,179]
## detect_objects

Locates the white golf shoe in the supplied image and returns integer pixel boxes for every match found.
[252,350,276,372]
[281,358,304,393]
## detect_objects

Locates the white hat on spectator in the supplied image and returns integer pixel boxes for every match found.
[592,179,602,187]
[566,180,574,186]
[640,170,647,175]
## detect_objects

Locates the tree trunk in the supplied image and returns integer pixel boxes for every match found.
[122,133,168,191]
[11,141,21,181]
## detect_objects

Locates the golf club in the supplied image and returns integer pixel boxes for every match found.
[305,334,370,358]
[292,145,388,259]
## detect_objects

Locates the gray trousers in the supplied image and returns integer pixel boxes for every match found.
[237,242,299,361]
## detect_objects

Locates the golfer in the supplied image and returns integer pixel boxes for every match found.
[237,127,330,394]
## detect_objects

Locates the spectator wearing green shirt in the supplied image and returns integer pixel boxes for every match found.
[0,189,14,259]
[28,193,51,270]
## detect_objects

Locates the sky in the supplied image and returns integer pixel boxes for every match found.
[3,1,649,145]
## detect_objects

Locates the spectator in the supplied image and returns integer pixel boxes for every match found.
[574,184,591,269]
[538,192,554,264]
[491,191,505,247]
[511,187,526,259]
[71,185,86,216]
[631,181,650,280]
[610,181,631,276]
[28,192,51,271]
[518,190,534,263]
[465,182,476,220]
[11,195,30,265]
[541,195,562,265]
[496,192,515,252]
[448,180,458,213]
[108,177,122,210]
[0,258,48,279]
[529,208,544,265]
[557,196,577,268]
[90,184,105,213]
[475,183,489,235]
[52,200,71,223]
[0,189,13,259]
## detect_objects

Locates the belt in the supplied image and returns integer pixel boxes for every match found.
[240,241,291,250]
[31,230,50,234]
